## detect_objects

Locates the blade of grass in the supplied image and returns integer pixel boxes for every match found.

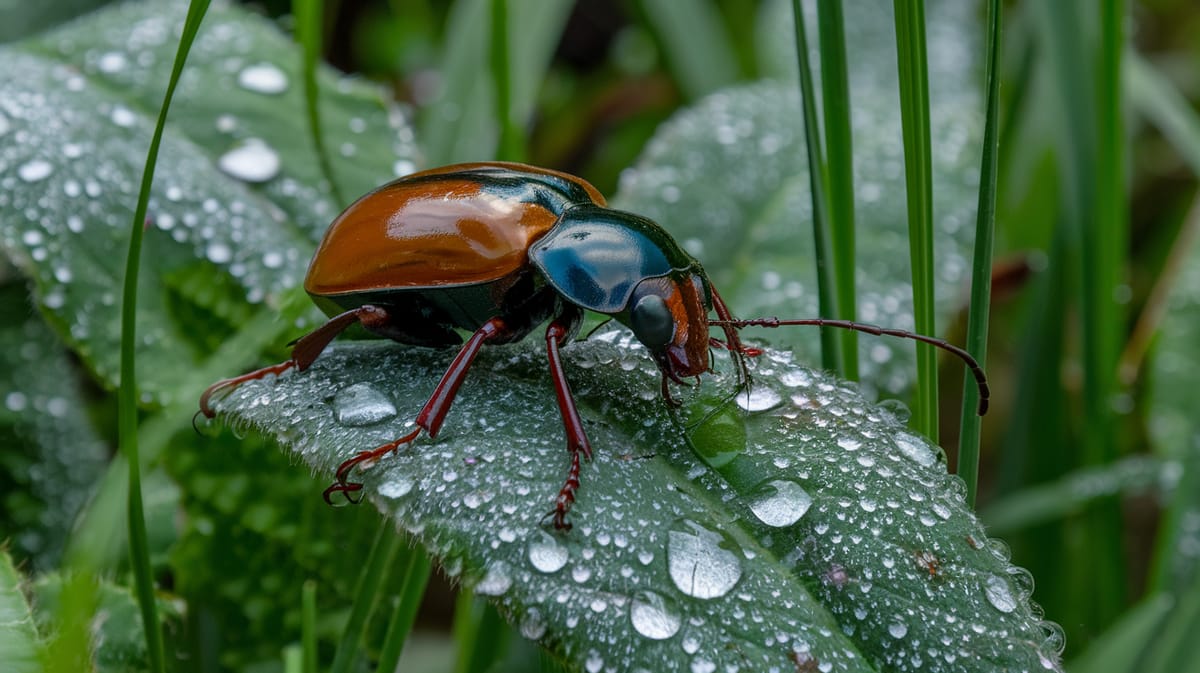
[891,0,938,442]
[816,0,858,380]
[1066,594,1172,673]
[295,0,345,205]
[302,580,317,673]
[640,0,739,99]
[490,0,523,162]
[790,0,842,374]
[118,2,211,670]
[956,0,1002,508]
[329,521,400,673]
[375,544,433,673]
[452,592,510,673]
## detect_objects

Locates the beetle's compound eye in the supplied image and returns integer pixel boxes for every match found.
[631,294,675,348]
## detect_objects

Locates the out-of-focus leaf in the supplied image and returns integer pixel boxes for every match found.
[616,0,983,402]
[31,573,183,673]
[0,0,420,405]
[209,333,1063,672]
[0,550,39,673]
[0,0,111,43]
[0,283,108,571]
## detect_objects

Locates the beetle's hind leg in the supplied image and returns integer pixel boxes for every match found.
[198,305,391,419]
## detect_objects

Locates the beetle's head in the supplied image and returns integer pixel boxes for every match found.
[619,271,712,382]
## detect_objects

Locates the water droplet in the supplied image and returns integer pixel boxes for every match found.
[218,139,281,183]
[17,159,53,183]
[984,574,1016,613]
[888,621,908,638]
[111,105,137,127]
[736,385,782,412]
[97,51,127,73]
[585,652,604,673]
[474,562,512,596]
[690,658,716,673]
[519,608,546,640]
[630,590,681,640]
[685,396,746,469]
[237,63,289,94]
[528,531,569,573]
[393,159,416,176]
[667,519,743,599]
[333,383,397,426]
[748,479,812,527]
[378,476,413,499]
[894,431,937,467]
[206,241,233,264]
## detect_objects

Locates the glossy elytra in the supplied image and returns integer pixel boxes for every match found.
[200,162,989,530]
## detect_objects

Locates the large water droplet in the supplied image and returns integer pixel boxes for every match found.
[667,519,743,599]
[894,431,937,467]
[630,590,681,640]
[474,562,512,596]
[748,479,812,527]
[527,531,569,573]
[237,63,289,94]
[684,395,746,470]
[17,159,53,183]
[377,476,414,499]
[984,574,1017,613]
[736,384,782,412]
[218,139,281,183]
[333,383,397,426]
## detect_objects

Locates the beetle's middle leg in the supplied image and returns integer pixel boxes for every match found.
[323,315,518,503]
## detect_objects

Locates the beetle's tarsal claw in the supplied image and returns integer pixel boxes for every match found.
[322,481,364,506]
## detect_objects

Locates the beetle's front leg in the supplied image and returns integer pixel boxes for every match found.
[543,310,590,531]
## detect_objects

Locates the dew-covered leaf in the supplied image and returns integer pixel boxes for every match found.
[0,0,420,404]
[0,550,39,673]
[0,282,108,572]
[209,333,1062,672]
[614,0,983,401]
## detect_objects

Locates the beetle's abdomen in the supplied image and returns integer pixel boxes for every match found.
[305,179,563,297]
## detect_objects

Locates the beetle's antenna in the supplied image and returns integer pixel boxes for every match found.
[709,316,990,416]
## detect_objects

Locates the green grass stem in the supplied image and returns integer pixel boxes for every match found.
[329,522,400,673]
[640,0,739,99]
[490,0,524,162]
[790,0,842,374]
[302,580,317,673]
[375,544,433,673]
[816,0,858,380]
[956,0,1002,508]
[891,0,938,442]
[453,593,510,673]
[117,2,211,670]
[295,0,345,205]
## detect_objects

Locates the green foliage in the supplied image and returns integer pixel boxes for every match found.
[0,0,1198,670]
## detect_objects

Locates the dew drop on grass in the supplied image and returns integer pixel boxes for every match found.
[520,608,547,640]
[630,590,682,640]
[332,382,397,426]
[667,519,743,599]
[237,62,289,94]
[747,479,812,528]
[527,530,569,573]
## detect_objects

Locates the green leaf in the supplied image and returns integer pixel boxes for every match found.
[0,282,108,572]
[617,0,984,405]
[31,573,183,673]
[0,550,39,673]
[0,0,420,404]
[0,0,111,43]
[209,336,1062,672]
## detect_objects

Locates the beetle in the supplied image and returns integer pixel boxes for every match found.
[200,161,988,530]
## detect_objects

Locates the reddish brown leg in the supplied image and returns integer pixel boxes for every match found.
[199,305,389,418]
[708,287,752,385]
[544,318,592,530]
[323,316,512,504]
